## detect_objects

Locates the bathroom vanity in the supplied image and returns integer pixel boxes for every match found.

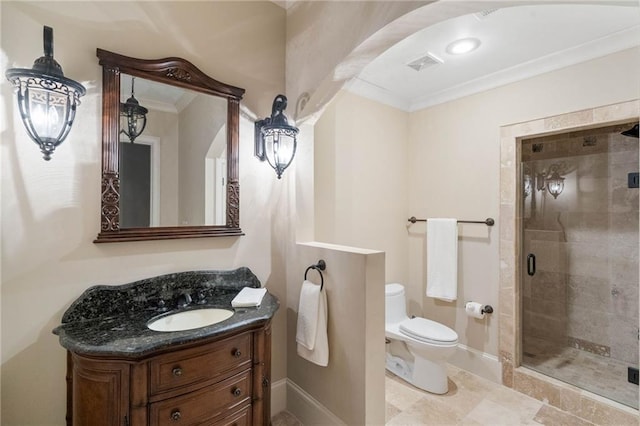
[54,268,278,426]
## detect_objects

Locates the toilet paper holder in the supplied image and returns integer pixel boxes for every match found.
[465,302,494,316]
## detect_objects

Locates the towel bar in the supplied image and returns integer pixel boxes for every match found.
[408,216,495,226]
[304,260,326,290]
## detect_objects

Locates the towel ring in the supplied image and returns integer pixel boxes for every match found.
[304,259,326,291]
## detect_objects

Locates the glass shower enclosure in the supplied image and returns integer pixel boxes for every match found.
[520,122,639,409]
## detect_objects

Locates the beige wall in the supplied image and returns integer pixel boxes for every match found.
[1,2,286,425]
[314,91,410,295]
[178,94,227,225]
[144,109,180,226]
[315,47,640,362]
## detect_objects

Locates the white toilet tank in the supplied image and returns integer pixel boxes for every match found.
[385,283,408,325]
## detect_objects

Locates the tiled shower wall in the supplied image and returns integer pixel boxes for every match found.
[522,123,639,365]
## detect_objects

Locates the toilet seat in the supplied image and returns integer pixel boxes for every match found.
[399,317,458,345]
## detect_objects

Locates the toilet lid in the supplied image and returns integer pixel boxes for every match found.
[399,317,458,343]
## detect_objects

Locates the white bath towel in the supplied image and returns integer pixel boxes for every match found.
[231,287,267,308]
[296,280,329,366]
[426,218,458,302]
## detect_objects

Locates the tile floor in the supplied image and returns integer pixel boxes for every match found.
[386,365,567,425]
[272,410,304,426]
[272,364,640,425]
[523,338,638,410]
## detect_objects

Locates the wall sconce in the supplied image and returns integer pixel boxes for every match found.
[535,164,565,199]
[545,169,565,199]
[5,26,86,160]
[120,77,148,143]
[255,94,299,179]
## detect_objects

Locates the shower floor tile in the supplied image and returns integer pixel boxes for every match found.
[523,338,638,410]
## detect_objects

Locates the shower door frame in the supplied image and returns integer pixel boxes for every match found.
[498,99,639,417]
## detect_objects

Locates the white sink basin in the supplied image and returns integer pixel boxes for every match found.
[147,308,234,332]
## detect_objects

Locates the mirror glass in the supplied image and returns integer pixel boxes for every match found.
[118,74,228,227]
[95,49,244,243]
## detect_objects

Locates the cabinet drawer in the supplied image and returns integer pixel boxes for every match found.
[150,333,251,396]
[150,369,252,426]
[212,406,252,426]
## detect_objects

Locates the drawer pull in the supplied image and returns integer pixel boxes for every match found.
[232,348,242,358]
[172,367,183,377]
[170,410,181,421]
[232,387,242,397]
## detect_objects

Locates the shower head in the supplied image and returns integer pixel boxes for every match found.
[621,124,639,138]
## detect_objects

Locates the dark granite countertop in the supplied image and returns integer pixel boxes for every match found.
[53,267,279,357]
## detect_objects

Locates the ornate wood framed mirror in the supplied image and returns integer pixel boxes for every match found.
[95,49,244,242]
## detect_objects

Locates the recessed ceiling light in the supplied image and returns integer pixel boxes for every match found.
[445,38,481,55]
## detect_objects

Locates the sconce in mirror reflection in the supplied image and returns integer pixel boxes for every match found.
[532,163,565,199]
[255,94,299,179]
[5,26,86,160]
[120,77,148,143]
[545,168,565,199]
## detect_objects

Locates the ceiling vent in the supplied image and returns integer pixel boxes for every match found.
[474,9,499,20]
[406,53,443,72]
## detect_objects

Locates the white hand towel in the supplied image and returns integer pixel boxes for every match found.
[426,218,458,302]
[231,287,267,308]
[296,280,329,366]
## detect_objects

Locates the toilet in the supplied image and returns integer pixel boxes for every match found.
[385,283,458,394]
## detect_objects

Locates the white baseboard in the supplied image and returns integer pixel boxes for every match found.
[449,343,501,384]
[286,379,345,425]
[271,378,287,417]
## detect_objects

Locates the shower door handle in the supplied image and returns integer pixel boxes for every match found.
[527,254,536,276]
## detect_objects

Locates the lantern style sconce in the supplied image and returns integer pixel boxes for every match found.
[120,77,148,143]
[545,169,565,199]
[255,94,299,179]
[5,26,86,160]
[535,164,565,199]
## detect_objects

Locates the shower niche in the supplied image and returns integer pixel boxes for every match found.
[520,121,639,409]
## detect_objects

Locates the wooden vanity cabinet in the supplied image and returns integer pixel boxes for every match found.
[67,324,272,426]
[68,355,130,425]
